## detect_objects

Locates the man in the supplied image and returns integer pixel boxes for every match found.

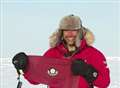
[12,14,110,88]
[43,14,110,88]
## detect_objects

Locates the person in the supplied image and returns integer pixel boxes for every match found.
[12,14,110,88]
[43,14,110,88]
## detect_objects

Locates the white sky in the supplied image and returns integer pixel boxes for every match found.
[0,0,120,58]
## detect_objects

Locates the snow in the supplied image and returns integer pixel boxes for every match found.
[0,57,120,88]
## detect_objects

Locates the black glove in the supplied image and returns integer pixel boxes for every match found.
[12,52,28,74]
[71,59,98,83]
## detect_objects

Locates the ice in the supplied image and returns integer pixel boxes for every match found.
[0,57,120,88]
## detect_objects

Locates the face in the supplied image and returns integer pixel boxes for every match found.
[63,30,78,46]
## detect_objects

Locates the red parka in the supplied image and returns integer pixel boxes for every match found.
[43,39,110,88]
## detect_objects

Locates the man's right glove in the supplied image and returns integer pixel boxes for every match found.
[71,59,98,83]
[12,52,28,74]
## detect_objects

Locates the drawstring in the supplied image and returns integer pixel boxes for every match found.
[89,83,93,88]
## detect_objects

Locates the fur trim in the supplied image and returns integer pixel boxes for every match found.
[49,31,59,48]
[84,28,95,46]
[49,28,95,48]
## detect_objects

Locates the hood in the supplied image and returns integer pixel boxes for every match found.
[49,27,95,48]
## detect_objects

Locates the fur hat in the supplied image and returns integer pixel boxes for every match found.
[59,14,82,30]
[49,14,95,48]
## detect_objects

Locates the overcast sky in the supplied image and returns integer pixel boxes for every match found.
[0,0,120,58]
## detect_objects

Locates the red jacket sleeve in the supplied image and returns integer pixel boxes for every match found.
[43,48,60,58]
[92,50,110,88]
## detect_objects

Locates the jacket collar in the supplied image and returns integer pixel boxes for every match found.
[56,38,87,57]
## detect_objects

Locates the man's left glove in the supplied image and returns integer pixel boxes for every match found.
[71,59,98,83]
[12,52,28,74]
